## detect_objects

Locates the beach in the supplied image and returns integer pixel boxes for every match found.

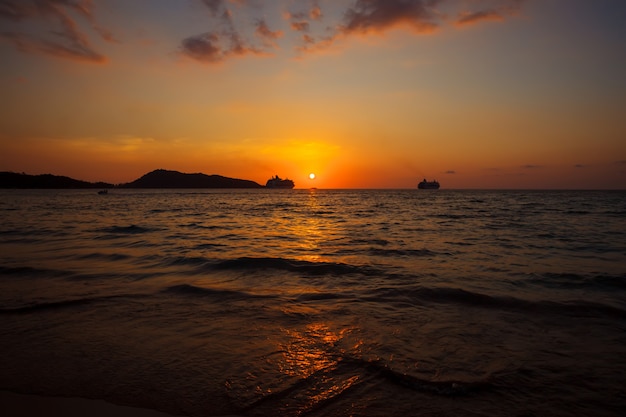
[1,390,179,417]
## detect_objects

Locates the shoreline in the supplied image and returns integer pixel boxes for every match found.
[0,390,178,417]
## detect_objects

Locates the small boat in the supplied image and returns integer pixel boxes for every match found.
[97,189,108,195]
[266,175,295,189]
[417,179,440,189]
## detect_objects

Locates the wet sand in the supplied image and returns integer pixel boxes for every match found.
[0,391,177,417]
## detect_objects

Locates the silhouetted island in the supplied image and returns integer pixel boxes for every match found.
[0,172,113,189]
[119,169,263,188]
[1,169,265,189]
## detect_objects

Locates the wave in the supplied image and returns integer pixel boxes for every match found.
[0,265,74,278]
[0,264,165,282]
[162,284,275,300]
[73,252,133,262]
[352,358,492,396]
[524,272,626,291]
[350,238,390,246]
[183,223,221,230]
[602,210,626,217]
[434,213,477,220]
[233,354,495,416]
[94,225,158,235]
[296,292,346,302]
[367,248,440,258]
[210,257,382,277]
[368,286,626,319]
[0,294,143,315]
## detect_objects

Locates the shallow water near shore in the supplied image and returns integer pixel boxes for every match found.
[1,189,625,416]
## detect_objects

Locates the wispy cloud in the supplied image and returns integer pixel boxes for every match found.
[255,18,283,48]
[293,0,443,53]
[290,20,310,32]
[200,0,223,17]
[455,0,526,27]
[181,0,268,63]
[181,31,263,64]
[310,1,323,21]
[0,0,113,63]
[2,0,531,65]
[296,0,526,54]
[456,10,504,26]
[340,0,441,35]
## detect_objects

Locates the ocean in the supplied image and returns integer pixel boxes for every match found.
[1,189,625,417]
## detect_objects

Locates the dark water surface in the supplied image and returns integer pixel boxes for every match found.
[1,189,625,416]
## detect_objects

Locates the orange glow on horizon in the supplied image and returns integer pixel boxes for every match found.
[0,2,623,190]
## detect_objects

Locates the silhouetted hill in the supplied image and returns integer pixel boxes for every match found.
[119,169,263,188]
[0,172,113,189]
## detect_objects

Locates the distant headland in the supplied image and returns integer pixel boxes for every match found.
[119,169,262,188]
[0,169,264,189]
[0,171,114,189]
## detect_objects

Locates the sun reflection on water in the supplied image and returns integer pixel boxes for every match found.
[288,190,334,263]
[274,323,364,415]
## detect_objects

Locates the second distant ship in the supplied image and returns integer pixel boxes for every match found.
[266,175,295,189]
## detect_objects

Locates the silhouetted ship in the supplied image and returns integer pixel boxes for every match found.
[266,175,295,189]
[418,179,440,189]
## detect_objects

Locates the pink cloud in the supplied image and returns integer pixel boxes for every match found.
[455,10,504,26]
[254,19,283,50]
[290,21,310,32]
[180,31,263,64]
[296,0,441,53]
[0,0,112,63]
[455,0,526,27]
[340,0,441,35]
[255,19,283,41]
[310,4,322,21]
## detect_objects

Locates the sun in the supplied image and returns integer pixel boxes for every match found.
[309,173,316,180]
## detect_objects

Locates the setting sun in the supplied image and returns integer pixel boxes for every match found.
[309,173,316,180]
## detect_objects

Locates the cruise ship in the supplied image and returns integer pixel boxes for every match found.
[266,175,295,189]
[417,179,440,189]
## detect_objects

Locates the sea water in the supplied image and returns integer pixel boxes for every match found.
[0,189,625,417]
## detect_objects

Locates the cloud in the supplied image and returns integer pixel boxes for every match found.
[0,0,112,63]
[455,0,526,27]
[0,31,106,63]
[445,170,456,174]
[181,31,262,63]
[255,19,283,43]
[295,0,443,53]
[294,0,529,52]
[290,21,310,32]
[182,0,270,63]
[456,10,504,26]
[2,0,532,65]
[521,164,543,169]
[340,0,441,35]
[310,2,323,21]
[201,0,223,16]
[180,32,223,63]
[284,1,324,34]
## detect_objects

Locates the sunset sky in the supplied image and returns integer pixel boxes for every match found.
[1,0,625,189]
